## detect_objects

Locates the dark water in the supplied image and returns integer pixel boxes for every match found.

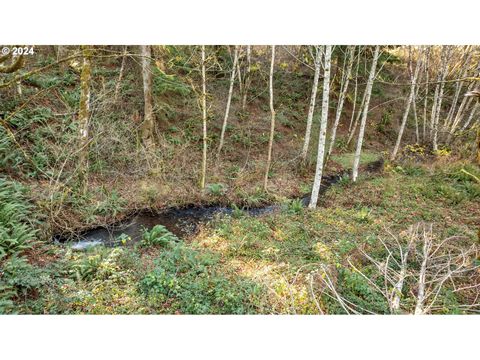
[61,204,282,250]
[58,159,383,250]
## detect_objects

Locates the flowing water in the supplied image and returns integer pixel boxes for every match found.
[57,159,383,250]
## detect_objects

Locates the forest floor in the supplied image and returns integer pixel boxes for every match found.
[4,154,479,314]
[1,47,479,314]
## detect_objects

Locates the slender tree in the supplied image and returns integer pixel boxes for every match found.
[352,46,380,182]
[460,101,479,132]
[327,45,355,158]
[200,45,208,189]
[391,46,422,160]
[348,49,362,133]
[218,45,240,156]
[263,45,276,191]
[448,58,479,139]
[444,46,472,130]
[308,45,332,209]
[242,45,252,111]
[432,46,450,151]
[140,45,154,146]
[422,47,430,142]
[347,80,367,146]
[114,46,128,102]
[301,46,323,162]
[77,45,92,193]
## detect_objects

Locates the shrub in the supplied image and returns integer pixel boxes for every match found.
[0,256,51,314]
[141,225,178,247]
[140,243,261,314]
[206,183,225,196]
[0,178,38,259]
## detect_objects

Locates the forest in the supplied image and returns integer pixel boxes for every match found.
[0,44,479,314]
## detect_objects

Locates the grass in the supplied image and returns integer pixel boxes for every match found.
[330,151,382,169]
[2,157,478,314]
[2,46,479,314]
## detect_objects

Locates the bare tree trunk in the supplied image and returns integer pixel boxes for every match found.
[242,45,252,111]
[449,61,480,137]
[308,45,332,209]
[444,46,472,130]
[348,50,362,134]
[56,45,68,70]
[391,232,415,313]
[218,45,240,156]
[461,102,479,131]
[263,46,276,191]
[114,46,128,102]
[432,47,450,152]
[422,48,430,143]
[413,86,420,144]
[301,46,323,162]
[200,45,207,189]
[391,47,422,160]
[352,46,380,182]
[327,46,355,158]
[450,87,474,135]
[78,45,92,193]
[347,85,367,146]
[236,47,243,96]
[414,228,432,315]
[140,45,155,146]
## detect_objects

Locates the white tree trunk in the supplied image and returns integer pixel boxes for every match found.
[444,46,472,130]
[449,60,480,136]
[432,47,450,151]
[461,102,479,131]
[263,46,276,191]
[308,45,332,209]
[114,46,128,102]
[391,47,422,160]
[413,86,420,144]
[352,46,380,182]
[140,45,154,146]
[242,45,252,111]
[348,50,362,133]
[218,45,240,156]
[301,46,323,162]
[414,233,432,315]
[422,48,430,143]
[347,86,367,145]
[78,45,92,193]
[200,45,207,189]
[327,46,355,158]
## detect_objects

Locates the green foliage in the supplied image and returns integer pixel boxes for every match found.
[152,68,191,97]
[91,189,126,217]
[421,164,480,204]
[140,242,260,314]
[54,248,145,314]
[206,183,225,196]
[283,199,304,215]
[141,225,178,247]
[0,256,51,314]
[324,268,389,314]
[27,71,77,88]
[0,179,37,259]
[376,109,394,136]
[336,174,351,187]
[277,111,294,129]
[59,88,80,109]
[354,207,372,223]
[331,152,380,169]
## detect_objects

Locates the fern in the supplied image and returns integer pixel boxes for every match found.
[0,178,37,259]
